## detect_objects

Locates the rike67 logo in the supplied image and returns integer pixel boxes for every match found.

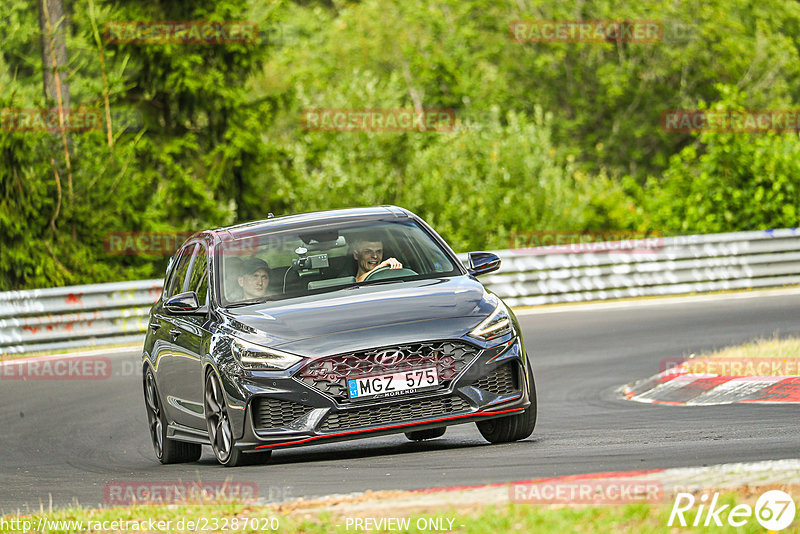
[669,490,796,530]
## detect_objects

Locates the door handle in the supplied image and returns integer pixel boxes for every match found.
[149,322,161,331]
[169,329,181,340]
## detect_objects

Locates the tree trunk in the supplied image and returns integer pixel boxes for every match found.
[38,0,70,110]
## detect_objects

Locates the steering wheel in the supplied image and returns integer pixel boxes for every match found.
[363,266,418,281]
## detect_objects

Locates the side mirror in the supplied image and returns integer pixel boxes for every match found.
[468,252,501,276]
[164,291,208,315]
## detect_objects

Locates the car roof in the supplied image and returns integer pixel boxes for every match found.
[207,205,414,243]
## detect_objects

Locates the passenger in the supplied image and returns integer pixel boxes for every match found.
[351,237,402,282]
[237,257,271,300]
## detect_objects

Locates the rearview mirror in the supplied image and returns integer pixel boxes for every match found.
[468,252,501,276]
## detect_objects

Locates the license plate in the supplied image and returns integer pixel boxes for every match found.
[348,367,439,400]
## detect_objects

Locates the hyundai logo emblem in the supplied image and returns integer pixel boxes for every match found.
[374,349,405,366]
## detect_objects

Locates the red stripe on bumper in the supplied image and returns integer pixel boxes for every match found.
[254,406,525,450]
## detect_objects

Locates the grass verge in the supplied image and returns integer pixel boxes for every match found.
[1,489,789,533]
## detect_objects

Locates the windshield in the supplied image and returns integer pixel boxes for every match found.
[217,219,461,306]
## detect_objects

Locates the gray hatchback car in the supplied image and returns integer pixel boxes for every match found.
[142,206,536,466]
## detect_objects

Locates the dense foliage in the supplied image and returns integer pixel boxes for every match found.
[1,0,799,289]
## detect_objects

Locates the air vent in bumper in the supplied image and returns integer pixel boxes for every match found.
[473,363,519,395]
[252,397,314,430]
[320,395,471,431]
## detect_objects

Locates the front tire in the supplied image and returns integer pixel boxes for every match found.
[477,362,537,444]
[143,367,201,464]
[205,371,247,467]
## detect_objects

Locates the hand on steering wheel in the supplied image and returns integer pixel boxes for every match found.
[380,257,403,270]
[362,264,391,281]
[362,257,403,282]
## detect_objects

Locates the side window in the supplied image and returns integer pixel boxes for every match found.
[187,245,209,305]
[165,244,195,300]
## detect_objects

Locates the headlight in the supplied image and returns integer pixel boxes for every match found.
[231,339,303,370]
[468,301,514,341]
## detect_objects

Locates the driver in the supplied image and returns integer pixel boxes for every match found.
[352,237,402,282]
[237,257,271,300]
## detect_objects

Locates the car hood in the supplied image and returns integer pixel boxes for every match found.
[221,276,497,356]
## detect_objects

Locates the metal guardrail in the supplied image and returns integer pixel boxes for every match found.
[1,229,798,354]
[478,228,800,307]
[0,280,162,354]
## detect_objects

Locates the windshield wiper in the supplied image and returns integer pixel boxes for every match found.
[224,297,275,308]
[345,278,407,290]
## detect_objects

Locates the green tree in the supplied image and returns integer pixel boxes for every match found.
[643,86,800,233]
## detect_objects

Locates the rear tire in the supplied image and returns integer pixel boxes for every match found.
[143,367,202,464]
[405,427,446,441]
[477,361,537,444]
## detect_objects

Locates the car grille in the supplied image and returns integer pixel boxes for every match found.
[296,340,481,402]
[320,396,472,431]
[473,363,518,395]
[252,397,314,430]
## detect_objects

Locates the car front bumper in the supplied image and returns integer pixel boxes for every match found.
[229,336,532,452]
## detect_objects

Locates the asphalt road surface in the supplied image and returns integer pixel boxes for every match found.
[2,291,799,512]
